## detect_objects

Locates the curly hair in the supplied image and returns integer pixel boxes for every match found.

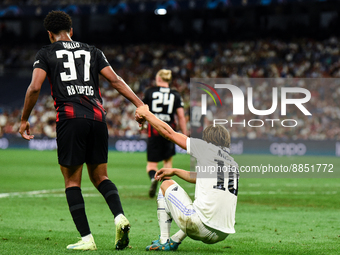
[43,11,72,34]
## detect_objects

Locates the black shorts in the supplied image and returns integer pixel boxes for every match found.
[147,135,176,162]
[56,119,108,166]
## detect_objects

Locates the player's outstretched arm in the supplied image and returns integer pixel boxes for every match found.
[136,105,187,150]
[100,66,144,108]
[19,68,46,140]
[155,168,196,184]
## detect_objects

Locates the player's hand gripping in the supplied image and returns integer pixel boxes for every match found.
[136,105,149,118]
[19,120,34,140]
[155,168,175,182]
[135,105,149,127]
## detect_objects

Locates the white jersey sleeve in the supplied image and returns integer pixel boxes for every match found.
[187,138,239,234]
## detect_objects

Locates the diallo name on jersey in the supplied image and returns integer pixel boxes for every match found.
[62,42,80,49]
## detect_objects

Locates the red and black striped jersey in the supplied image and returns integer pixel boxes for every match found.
[143,86,183,137]
[33,41,110,122]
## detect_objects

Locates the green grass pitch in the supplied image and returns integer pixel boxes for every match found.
[0,149,339,255]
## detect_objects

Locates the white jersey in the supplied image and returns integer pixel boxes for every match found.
[186,138,239,234]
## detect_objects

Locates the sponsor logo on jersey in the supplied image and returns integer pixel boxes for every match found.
[66,85,94,96]
[33,60,39,66]
[154,113,171,122]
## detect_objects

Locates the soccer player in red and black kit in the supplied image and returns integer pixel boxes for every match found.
[143,69,187,197]
[19,11,144,251]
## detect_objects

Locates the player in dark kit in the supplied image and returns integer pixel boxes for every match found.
[190,104,213,139]
[19,11,144,251]
[143,69,187,198]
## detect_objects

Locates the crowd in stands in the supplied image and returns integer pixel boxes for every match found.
[1,37,340,140]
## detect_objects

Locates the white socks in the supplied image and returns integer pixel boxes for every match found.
[81,233,93,242]
[171,229,187,243]
[157,189,172,244]
[114,213,123,225]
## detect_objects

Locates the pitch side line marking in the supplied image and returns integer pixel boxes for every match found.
[0,185,150,199]
[0,187,93,198]
[0,186,337,199]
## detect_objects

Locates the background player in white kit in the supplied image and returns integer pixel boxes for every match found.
[136,105,239,251]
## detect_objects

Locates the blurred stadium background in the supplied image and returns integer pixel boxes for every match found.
[0,1,340,254]
[1,0,340,156]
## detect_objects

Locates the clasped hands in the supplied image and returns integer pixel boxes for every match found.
[135,105,149,127]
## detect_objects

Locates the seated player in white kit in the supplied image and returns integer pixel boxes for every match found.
[136,105,239,251]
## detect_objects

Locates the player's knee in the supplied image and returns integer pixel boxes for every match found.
[160,179,175,195]
[160,179,175,185]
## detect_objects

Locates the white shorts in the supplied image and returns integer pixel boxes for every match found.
[164,182,228,244]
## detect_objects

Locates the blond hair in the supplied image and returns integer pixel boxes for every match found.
[156,69,172,83]
[202,125,231,148]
